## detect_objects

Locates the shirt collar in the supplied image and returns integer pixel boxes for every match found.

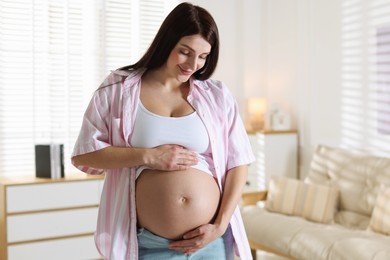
[190,77,211,91]
[111,68,147,77]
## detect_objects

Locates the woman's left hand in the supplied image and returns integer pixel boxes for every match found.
[168,224,224,255]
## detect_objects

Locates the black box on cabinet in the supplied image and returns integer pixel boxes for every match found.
[35,144,64,179]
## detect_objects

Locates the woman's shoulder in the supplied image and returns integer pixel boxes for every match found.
[194,78,235,102]
[98,69,143,89]
[195,77,221,87]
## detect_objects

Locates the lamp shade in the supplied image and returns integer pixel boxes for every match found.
[248,98,267,115]
[247,98,267,131]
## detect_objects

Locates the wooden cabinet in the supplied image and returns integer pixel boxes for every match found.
[245,130,298,192]
[0,174,104,260]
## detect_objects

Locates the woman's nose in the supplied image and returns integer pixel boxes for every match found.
[187,57,198,71]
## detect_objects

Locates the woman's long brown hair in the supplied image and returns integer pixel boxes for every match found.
[118,2,220,80]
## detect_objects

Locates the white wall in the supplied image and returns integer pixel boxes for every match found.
[301,0,343,176]
[259,0,390,177]
[189,0,262,113]
[195,0,390,179]
[192,0,307,173]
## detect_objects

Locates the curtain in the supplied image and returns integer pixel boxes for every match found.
[0,0,174,177]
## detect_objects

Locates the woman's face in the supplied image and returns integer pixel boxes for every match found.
[166,34,212,82]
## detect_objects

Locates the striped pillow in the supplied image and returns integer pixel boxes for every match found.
[266,176,339,223]
[368,187,390,235]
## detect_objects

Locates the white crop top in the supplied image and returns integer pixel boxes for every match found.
[130,101,212,178]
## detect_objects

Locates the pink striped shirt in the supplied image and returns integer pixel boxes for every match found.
[72,69,255,260]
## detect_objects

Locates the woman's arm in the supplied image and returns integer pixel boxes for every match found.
[213,164,248,231]
[169,165,248,254]
[72,144,198,171]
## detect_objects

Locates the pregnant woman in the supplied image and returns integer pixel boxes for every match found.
[72,2,254,260]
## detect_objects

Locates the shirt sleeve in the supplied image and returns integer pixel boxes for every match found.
[224,86,256,171]
[71,87,112,175]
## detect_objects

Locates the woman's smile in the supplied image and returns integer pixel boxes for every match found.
[178,65,193,76]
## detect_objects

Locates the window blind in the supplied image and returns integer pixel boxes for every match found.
[0,0,175,177]
[340,0,390,153]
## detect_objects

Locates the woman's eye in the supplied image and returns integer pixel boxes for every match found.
[180,50,190,55]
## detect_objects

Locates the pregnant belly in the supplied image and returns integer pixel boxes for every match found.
[135,168,221,240]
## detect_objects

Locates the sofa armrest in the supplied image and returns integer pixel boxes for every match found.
[242,190,268,206]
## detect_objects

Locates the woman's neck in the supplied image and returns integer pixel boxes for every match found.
[144,67,186,91]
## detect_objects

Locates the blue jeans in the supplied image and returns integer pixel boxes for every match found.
[137,226,234,260]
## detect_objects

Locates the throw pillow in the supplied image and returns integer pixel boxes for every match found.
[266,176,339,223]
[265,176,303,216]
[368,187,390,235]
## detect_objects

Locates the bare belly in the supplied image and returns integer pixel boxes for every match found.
[135,168,221,240]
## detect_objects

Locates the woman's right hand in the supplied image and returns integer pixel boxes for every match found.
[145,144,198,171]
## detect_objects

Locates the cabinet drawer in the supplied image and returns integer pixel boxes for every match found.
[6,180,102,213]
[8,235,100,260]
[7,207,98,243]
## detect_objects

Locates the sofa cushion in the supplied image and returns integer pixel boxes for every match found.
[289,223,390,260]
[334,210,370,230]
[327,236,390,260]
[242,205,317,255]
[242,206,390,260]
[305,145,390,216]
[368,186,390,235]
[265,176,339,223]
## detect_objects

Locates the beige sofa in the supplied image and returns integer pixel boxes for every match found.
[242,145,390,260]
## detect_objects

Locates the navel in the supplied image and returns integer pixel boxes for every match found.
[179,196,188,204]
